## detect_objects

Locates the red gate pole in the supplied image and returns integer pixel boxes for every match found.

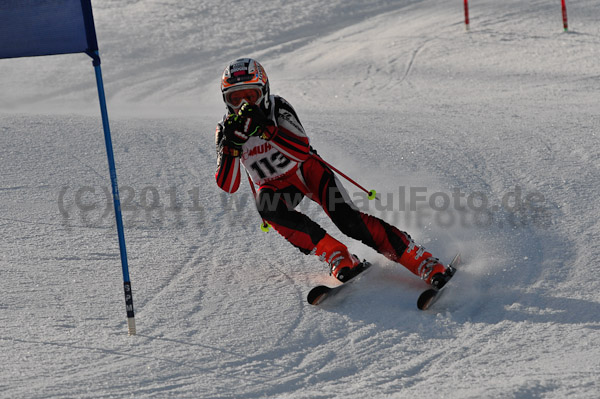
[561,0,568,32]
[464,0,470,31]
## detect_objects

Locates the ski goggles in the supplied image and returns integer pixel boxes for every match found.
[224,86,263,109]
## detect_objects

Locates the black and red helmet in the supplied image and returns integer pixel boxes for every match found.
[221,58,270,112]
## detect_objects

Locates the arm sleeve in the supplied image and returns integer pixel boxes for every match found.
[214,123,241,193]
[267,97,310,162]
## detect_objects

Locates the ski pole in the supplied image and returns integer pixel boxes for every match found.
[246,171,271,232]
[312,153,379,201]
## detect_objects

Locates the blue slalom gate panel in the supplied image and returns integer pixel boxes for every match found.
[0,0,134,334]
[0,0,97,59]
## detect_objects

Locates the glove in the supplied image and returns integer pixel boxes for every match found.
[237,103,275,140]
[221,113,249,156]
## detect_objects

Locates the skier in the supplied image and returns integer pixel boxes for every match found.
[214,57,452,287]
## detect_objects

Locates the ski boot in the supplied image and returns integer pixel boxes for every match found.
[333,254,366,283]
[398,242,447,286]
[314,234,364,282]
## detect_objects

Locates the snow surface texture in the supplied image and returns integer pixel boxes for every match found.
[1,0,599,398]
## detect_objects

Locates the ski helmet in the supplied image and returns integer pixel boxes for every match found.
[221,58,270,112]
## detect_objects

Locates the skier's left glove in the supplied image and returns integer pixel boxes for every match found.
[237,103,276,140]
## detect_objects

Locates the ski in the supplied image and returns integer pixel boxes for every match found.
[417,253,461,311]
[307,261,372,305]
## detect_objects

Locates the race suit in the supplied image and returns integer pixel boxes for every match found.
[215,95,436,279]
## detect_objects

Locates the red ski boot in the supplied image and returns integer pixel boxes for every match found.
[398,242,447,287]
[314,234,362,282]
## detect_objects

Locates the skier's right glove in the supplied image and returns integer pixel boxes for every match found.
[221,113,248,157]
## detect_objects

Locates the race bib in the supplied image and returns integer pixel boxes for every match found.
[241,136,297,184]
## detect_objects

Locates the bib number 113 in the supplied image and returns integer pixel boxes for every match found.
[249,151,291,179]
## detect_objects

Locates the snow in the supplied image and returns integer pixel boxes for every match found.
[1,0,599,397]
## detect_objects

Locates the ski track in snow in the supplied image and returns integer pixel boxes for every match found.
[1,0,600,398]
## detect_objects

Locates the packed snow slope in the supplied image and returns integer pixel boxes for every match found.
[1,0,600,398]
